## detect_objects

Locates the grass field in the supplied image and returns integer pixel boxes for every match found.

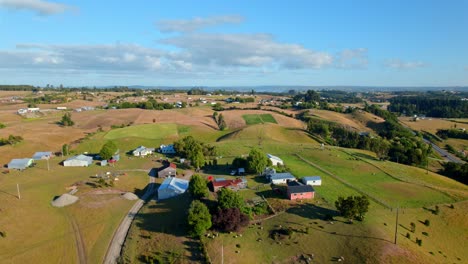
[242,114,277,125]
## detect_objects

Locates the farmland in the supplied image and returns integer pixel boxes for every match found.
[0,95,467,264]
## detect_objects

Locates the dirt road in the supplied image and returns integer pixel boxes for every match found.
[102,173,156,264]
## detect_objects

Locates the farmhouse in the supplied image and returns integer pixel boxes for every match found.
[157,177,189,200]
[269,173,296,184]
[8,158,33,170]
[159,144,176,154]
[302,176,322,186]
[158,163,177,178]
[63,154,93,167]
[267,154,284,166]
[32,151,53,160]
[132,146,155,157]
[210,178,247,192]
[287,181,315,200]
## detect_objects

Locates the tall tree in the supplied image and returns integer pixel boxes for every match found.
[247,148,270,174]
[99,141,118,160]
[60,113,74,126]
[187,200,212,238]
[217,188,245,210]
[188,175,208,199]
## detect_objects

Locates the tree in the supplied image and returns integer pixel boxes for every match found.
[212,207,249,232]
[335,195,370,221]
[60,112,74,126]
[62,144,69,156]
[247,148,270,174]
[99,141,118,160]
[354,195,370,220]
[188,175,208,199]
[410,222,416,233]
[217,188,244,210]
[187,200,212,238]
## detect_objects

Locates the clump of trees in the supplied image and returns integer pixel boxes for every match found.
[436,129,468,140]
[188,175,209,199]
[212,188,250,232]
[232,148,271,174]
[0,123,5,129]
[0,135,23,146]
[213,112,227,130]
[388,94,468,118]
[439,162,467,184]
[335,195,370,221]
[60,112,74,126]
[174,136,217,170]
[99,141,118,160]
[62,144,69,156]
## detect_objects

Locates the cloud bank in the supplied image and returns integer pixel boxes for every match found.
[0,0,74,15]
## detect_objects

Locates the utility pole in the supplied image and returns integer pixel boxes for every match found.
[17,183,21,199]
[221,241,224,264]
[46,156,50,171]
[394,206,399,244]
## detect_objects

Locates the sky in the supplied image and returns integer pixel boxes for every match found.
[0,0,467,87]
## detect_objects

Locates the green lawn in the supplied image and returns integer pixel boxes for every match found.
[242,114,277,125]
[104,123,179,140]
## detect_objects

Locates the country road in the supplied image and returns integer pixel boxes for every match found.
[102,172,156,264]
[422,138,463,163]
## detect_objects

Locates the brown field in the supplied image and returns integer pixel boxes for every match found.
[309,109,384,132]
[399,117,467,134]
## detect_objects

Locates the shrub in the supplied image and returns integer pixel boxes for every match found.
[212,207,249,232]
[416,238,422,246]
[410,222,416,233]
[434,205,440,215]
[406,233,411,239]
[424,219,430,226]
[422,232,429,236]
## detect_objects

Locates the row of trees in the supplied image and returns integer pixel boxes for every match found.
[388,95,468,118]
[436,129,468,140]
[108,100,180,110]
[439,162,467,184]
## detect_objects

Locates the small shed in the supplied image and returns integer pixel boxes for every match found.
[302,176,322,186]
[32,151,53,160]
[267,154,284,166]
[158,177,189,200]
[132,146,154,157]
[269,173,296,184]
[159,144,176,154]
[287,181,315,200]
[100,160,108,166]
[63,154,93,167]
[158,163,177,178]
[8,158,33,170]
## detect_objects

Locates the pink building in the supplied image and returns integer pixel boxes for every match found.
[287,181,315,200]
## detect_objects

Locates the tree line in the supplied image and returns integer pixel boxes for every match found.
[388,95,468,118]
[436,129,468,140]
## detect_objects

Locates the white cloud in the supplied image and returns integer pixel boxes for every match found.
[0,0,74,15]
[157,15,244,33]
[336,48,368,69]
[385,59,426,69]
[161,33,333,69]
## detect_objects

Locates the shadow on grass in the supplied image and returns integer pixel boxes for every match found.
[309,225,393,243]
[133,182,160,199]
[286,203,339,221]
[252,176,269,184]
[202,165,231,176]
[0,189,18,198]
[352,152,378,161]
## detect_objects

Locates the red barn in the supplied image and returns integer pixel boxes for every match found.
[287,181,315,200]
[210,178,247,192]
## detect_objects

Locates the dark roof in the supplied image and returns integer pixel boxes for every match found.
[287,181,314,193]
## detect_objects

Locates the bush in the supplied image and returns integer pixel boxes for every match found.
[212,207,249,232]
[410,222,416,233]
[424,219,430,226]
[406,233,411,239]
[422,232,429,236]
[416,238,422,246]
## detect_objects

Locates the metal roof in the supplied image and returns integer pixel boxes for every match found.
[32,151,52,160]
[303,176,321,181]
[158,177,189,193]
[270,173,296,180]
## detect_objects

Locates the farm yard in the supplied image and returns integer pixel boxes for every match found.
[0,92,467,264]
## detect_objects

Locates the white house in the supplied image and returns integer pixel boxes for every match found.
[269,173,296,184]
[132,146,154,157]
[302,176,322,186]
[159,144,176,154]
[267,154,284,166]
[157,177,189,200]
[63,154,93,167]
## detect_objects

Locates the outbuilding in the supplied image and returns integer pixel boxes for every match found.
[287,181,315,200]
[32,151,53,160]
[8,158,33,170]
[269,172,296,184]
[267,154,284,166]
[132,146,154,157]
[302,176,322,186]
[157,163,177,178]
[210,178,247,192]
[63,154,93,167]
[157,177,189,200]
[159,144,176,154]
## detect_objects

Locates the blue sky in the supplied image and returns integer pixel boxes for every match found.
[0,0,467,87]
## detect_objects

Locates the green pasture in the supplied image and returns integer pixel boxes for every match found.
[242,114,277,125]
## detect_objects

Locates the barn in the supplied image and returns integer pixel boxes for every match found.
[157,163,177,178]
[157,177,189,200]
[8,158,33,170]
[63,154,93,167]
[287,181,315,200]
[267,154,284,166]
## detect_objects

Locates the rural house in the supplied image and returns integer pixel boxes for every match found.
[302,176,322,186]
[8,158,33,170]
[159,144,176,154]
[267,154,284,166]
[132,146,154,157]
[157,162,177,178]
[32,151,53,160]
[157,177,189,200]
[287,181,315,200]
[269,172,296,184]
[63,154,93,167]
[210,178,248,192]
